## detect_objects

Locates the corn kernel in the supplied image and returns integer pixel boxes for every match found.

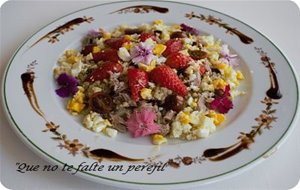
[212,78,227,90]
[92,46,101,53]
[236,70,244,80]
[153,44,166,56]
[152,134,167,145]
[153,19,163,25]
[140,88,152,100]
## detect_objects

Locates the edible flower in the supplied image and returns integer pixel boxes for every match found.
[126,108,161,138]
[130,42,155,65]
[55,73,78,98]
[209,85,233,114]
[87,29,102,38]
[219,44,238,66]
[180,23,200,35]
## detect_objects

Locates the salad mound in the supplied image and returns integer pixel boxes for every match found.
[53,20,245,145]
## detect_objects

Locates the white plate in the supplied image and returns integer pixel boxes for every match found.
[2,1,299,189]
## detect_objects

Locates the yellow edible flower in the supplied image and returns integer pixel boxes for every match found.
[212,78,227,90]
[153,44,166,56]
[236,70,244,80]
[152,134,167,145]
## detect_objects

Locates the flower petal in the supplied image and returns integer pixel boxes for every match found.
[56,73,70,85]
[132,56,145,64]
[55,86,71,98]
[55,73,79,97]
[126,108,161,138]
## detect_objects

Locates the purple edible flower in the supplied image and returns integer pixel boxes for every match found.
[219,44,238,66]
[55,73,78,98]
[87,29,102,38]
[180,23,200,35]
[130,42,155,65]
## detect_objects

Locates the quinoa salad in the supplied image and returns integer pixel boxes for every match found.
[53,20,245,145]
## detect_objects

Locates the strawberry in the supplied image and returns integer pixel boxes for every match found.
[162,39,183,57]
[139,32,156,42]
[85,62,123,82]
[150,65,187,97]
[165,52,192,69]
[104,37,130,49]
[127,68,149,102]
[92,48,119,63]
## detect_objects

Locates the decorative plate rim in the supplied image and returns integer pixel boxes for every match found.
[2,0,300,187]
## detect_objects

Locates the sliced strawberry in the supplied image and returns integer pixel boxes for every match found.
[127,68,149,102]
[104,37,130,49]
[85,62,123,82]
[150,65,187,97]
[162,39,183,57]
[139,32,156,42]
[92,48,119,63]
[165,52,192,69]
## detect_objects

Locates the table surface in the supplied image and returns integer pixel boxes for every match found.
[1,1,300,190]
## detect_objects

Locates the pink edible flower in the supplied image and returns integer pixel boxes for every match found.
[126,108,161,138]
[209,85,233,114]
[219,44,238,66]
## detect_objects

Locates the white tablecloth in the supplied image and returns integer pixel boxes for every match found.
[1,1,300,189]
